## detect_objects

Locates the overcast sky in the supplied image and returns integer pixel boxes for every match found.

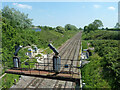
[1,1,118,28]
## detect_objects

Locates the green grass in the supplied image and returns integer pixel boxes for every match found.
[41,30,79,54]
[42,48,52,54]
[1,74,20,89]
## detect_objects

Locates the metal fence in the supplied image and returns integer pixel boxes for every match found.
[4,54,81,75]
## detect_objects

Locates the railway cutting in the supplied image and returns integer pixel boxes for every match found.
[5,31,82,89]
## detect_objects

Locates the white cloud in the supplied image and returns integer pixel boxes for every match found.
[93,5,101,8]
[108,7,116,10]
[13,3,32,10]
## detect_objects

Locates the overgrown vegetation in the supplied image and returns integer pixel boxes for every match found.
[82,40,88,50]
[82,30,120,89]
[82,53,111,88]
[82,30,119,40]
[1,74,20,89]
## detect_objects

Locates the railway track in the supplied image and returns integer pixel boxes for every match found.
[14,31,82,89]
[54,32,81,89]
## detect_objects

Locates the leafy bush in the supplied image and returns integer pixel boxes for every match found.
[82,40,88,50]
[82,30,120,88]
[82,30,120,40]
[82,54,111,88]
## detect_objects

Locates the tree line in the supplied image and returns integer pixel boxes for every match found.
[84,19,120,33]
[37,23,80,34]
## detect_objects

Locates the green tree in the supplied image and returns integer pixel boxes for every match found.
[56,26,65,34]
[115,23,120,29]
[88,23,95,31]
[79,27,83,30]
[49,27,53,30]
[84,26,88,32]
[84,19,103,32]
[44,26,49,30]
[65,24,78,31]
[106,27,108,30]
[2,6,32,29]
[92,19,103,30]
